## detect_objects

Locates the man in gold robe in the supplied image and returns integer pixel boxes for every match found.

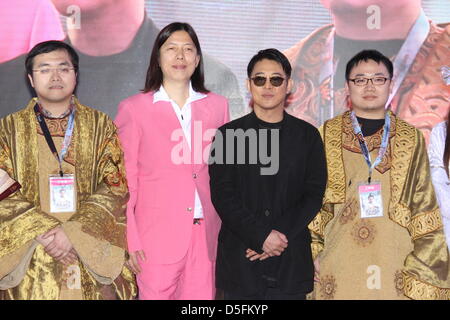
[310,49,450,299]
[284,0,449,144]
[0,40,136,299]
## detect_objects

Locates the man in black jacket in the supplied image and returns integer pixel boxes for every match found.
[209,48,327,300]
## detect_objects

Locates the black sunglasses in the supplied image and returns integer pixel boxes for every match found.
[251,76,285,87]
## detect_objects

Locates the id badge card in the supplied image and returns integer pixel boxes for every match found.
[358,182,383,218]
[49,174,76,213]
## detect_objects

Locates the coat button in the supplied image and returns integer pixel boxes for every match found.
[187,207,193,212]
[265,209,270,217]
[193,173,197,179]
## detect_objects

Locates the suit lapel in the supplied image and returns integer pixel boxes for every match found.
[154,99,184,133]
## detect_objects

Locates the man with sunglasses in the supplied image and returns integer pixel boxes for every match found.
[310,49,450,299]
[209,48,327,300]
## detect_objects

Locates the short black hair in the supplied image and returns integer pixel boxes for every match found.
[345,49,393,81]
[143,22,208,93]
[247,48,292,78]
[25,40,79,77]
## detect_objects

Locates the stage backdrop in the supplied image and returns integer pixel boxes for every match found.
[0,0,448,141]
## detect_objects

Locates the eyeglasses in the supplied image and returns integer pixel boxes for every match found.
[251,76,285,87]
[348,77,390,86]
[32,67,75,75]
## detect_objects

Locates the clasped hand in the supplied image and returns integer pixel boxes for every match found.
[36,226,77,266]
[246,230,288,261]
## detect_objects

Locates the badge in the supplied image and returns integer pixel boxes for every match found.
[358,182,383,218]
[49,174,76,213]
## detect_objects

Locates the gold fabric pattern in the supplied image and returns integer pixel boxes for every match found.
[308,115,347,259]
[75,203,126,249]
[0,209,60,259]
[0,98,136,300]
[351,219,376,247]
[35,117,76,168]
[312,111,450,299]
[0,107,62,257]
[319,274,337,300]
[403,271,450,300]
[37,117,69,137]
[395,270,405,296]
[311,242,323,262]
[62,221,125,283]
[322,116,346,204]
[338,198,357,225]
[391,23,450,143]
[407,209,443,240]
[309,206,334,239]
[388,117,416,228]
[391,203,411,230]
[341,111,395,174]
[0,241,32,280]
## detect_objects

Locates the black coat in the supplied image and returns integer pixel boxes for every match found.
[209,111,327,295]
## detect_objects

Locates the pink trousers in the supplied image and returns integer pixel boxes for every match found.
[136,222,215,300]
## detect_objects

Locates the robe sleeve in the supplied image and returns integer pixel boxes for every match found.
[62,120,130,283]
[308,125,333,261]
[0,127,61,281]
[401,129,450,299]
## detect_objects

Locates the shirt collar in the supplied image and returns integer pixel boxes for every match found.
[153,82,207,105]
[37,95,76,119]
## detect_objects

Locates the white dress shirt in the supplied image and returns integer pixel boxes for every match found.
[154,83,207,219]
[428,121,450,249]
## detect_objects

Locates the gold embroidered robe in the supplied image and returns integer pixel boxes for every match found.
[284,22,450,144]
[0,98,136,300]
[309,111,450,300]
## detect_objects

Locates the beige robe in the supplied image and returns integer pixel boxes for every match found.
[310,111,450,300]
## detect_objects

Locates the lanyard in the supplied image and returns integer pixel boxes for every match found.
[350,111,391,184]
[34,103,75,177]
[385,10,429,107]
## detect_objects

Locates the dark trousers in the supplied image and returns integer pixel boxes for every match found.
[224,288,306,300]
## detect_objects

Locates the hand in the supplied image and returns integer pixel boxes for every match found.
[59,249,78,266]
[245,249,270,261]
[128,250,146,274]
[36,233,55,247]
[262,230,288,257]
[41,227,74,260]
[313,258,320,282]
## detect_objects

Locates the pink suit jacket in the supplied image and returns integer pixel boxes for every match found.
[115,91,229,264]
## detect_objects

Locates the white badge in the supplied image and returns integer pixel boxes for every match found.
[49,174,76,213]
[358,182,383,219]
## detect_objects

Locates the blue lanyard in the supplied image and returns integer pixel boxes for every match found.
[350,111,391,184]
[34,104,76,177]
[59,111,75,165]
